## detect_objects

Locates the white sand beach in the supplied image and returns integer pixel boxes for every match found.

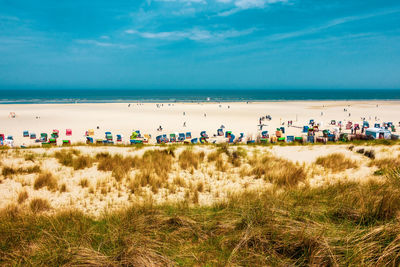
[1,101,400,146]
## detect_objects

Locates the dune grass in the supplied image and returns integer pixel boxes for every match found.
[315,153,359,172]
[249,153,306,187]
[178,149,205,170]
[33,172,58,191]
[2,169,400,265]
[54,149,94,170]
[1,165,41,177]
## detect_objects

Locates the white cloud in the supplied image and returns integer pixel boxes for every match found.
[268,8,400,41]
[217,0,288,16]
[124,27,255,41]
[76,39,135,49]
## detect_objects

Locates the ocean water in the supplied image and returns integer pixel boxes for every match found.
[0,89,399,104]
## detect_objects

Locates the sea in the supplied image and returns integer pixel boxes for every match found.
[0,89,399,104]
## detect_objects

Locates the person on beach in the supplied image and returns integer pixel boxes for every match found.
[183,122,186,127]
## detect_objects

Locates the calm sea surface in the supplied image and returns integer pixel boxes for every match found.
[0,89,399,104]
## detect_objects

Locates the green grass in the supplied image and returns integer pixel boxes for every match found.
[3,170,400,265]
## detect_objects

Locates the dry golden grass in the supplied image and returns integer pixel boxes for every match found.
[371,156,400,171]
[79,178,89,188]
[315,153,359,172]
[59,183,67,193]
[178,149,204,170]
[34,172,58,191]
[17,190,28,204]
[54,149,93,170]
[207,151,220,162]
[29,198,51,213]
[173,175,187,188]
[2,165,41,177]
[249,154,306,187]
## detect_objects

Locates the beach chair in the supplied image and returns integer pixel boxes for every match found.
[130,139,143,144]
[237,133,244,143]
[23,131,29,137]
[228,133,235,143]
[86,137,94,144]
[170,133,176,143]
[66,129,72,136]
[105,132,113,141]
[363,121,369,128]
[275,130,282,138]
[339,133,349,142]
[130,132,138,140]
[286,136,294,143]
[278,137,285,142]
[41,142,51,148]
[200,137,208,143]
[200,131,208,138]
[0,134,4,141]
[270,136,277,143]
[260,131,269,143]
[217,128,224,136]
[116,135,122,142]
[62,140,71,146]
[88,129,95,136]
[186,132,192,139]
[156,135,162,144]
[30,133,36,139]
[52,130,59,138]
[316,137,327,144]
[294,137,303,143]
[143,134,150,143]
[7,136,13,141]
[49,138,57,145]
[162,134,169,143]
[309,119,315,125]
[307,136,315,143]
[374,123,380,128]
[303,126,309,133]
[178,133,185,142]
[280,127,285,134]
[191,138,198,144]
[327,134,336,142]
[135,130,141,138]
[346,122,353,130]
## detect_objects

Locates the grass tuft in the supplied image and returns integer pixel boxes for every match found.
[315,153,359,172]
[34,172,58,191]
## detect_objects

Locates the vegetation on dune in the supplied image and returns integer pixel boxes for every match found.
[54,149,94,170]
[249,153,306,187]
[178,149,204,170]
[371,156,400,175]
[1,170,400,265]
[1,165,41,177]
[34,172,58,191]
[315,153,359,172]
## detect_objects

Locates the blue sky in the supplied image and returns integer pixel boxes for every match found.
[0,0,399,89]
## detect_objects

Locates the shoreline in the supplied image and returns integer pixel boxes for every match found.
[2,99,400,105]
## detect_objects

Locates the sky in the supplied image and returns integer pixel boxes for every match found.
[0,0,399,90]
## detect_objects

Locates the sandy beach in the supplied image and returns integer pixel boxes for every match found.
[1,101,400,146]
